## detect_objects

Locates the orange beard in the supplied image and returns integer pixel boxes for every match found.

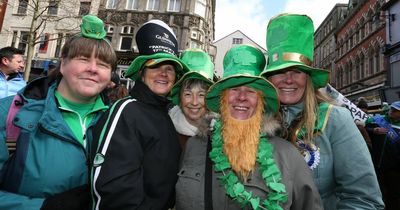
[220,91,264,180]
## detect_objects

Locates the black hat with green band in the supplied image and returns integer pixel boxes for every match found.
[124,19,187,81]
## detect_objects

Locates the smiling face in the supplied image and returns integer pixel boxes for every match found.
[268,67,307,105]
[226,86,259,120]
[57,50,112,103]
[141,62,176,96]
[180,82,207,125]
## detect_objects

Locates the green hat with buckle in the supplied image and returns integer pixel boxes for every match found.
[261,13,329,88]
[124,19,187,81]
[80,15,107,40]
[206,45,279,114]
[170,48,215,105]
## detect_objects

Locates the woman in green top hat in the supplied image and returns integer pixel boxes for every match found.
[0,15,116,210]
[169,48,216,149]
[90,19,188,210]
[175,44,322,210]
[261,13,384,210]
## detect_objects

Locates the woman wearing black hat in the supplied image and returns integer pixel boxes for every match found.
[90,19,188,210]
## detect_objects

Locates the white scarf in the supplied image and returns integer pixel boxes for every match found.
[169,105,198,137]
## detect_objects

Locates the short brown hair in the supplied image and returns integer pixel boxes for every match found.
[61,35,117,71]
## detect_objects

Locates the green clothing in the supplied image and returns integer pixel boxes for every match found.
[55,92,108,147]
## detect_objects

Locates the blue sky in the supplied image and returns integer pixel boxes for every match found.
[215,0,349,48]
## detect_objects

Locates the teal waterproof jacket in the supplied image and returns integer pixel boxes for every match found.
[0,77,108,210]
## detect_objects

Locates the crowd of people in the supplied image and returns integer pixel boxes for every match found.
[0,13,399,210]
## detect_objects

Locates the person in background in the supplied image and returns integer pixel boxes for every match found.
[356,98,372,149]
[175,44,322,210]
[365,101,400,210]
[90,19,188,210]
[261,13,384,210]
[104,72,128,104]
[169,48,215,149]
[0,47,26,98]
[0,15,116,210]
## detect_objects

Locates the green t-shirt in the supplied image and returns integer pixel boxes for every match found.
[55,91,107,147]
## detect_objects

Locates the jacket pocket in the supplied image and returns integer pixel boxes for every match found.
[175,167,204,210]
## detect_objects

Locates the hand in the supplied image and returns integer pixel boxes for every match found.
[374,127,388,135]
[40,185,90,210]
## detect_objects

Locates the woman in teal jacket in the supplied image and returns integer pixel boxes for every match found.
[0,15,116,210]
[262,14,384,209]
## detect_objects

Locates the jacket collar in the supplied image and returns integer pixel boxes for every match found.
[130,80,171,111]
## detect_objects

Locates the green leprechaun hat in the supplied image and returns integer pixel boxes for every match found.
[124,19,187,81]
[80,15,107,40]
[206,45,279,114]
[261,13,329,88]
[170,48,215,105]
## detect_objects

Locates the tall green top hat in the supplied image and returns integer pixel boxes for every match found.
[206,45,279,114]
[124,19,187,81]
[261,13,329,88]
[80,15,107,39]
[170,48,215,105]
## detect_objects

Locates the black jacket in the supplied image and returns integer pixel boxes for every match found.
[90,80,181,210]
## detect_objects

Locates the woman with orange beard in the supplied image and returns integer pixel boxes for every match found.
[175,44,322,210]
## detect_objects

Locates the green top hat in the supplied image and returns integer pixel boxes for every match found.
[124,19,187,81]
[206,45,279,114]
[170,48,215,105]
[80,15,107,40]
[261,13,329,88]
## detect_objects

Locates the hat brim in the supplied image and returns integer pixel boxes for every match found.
[262,62,330,88]
[124,53,187,81]
[206,75,279,114]
[170,72,214,105]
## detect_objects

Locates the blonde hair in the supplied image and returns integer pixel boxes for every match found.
[289,76,332,144]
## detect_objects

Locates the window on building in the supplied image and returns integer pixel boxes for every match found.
[54,33,63,57]
[190,40,202,49]
[375,51,380,73]
[368,55,374,75]
[120,37,132,51]
[232,38,243,44]
[355,61,360,81]
[79,1,91,16]
[17,0,28,14]
[120,26,134,51]
[39,33,50,53]
[106,25,114,43]
[107,0,117,9]
[360,57,364,78]
[126,0,138,10]
[167,0,180,12]
[146,0,160,11]
[194,0,206,18]
[348,62,353,84]
[11,31,18,47]
[47,0,58,15]
[18,31,29,54]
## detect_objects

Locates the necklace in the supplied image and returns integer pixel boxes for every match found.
[209,120,288,210]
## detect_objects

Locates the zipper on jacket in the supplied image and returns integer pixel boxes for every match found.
[58,106,89,149]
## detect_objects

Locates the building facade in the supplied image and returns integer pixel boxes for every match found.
[98,0,216,87]
[0,0,101,77]
[0,0,216,83]
[334,0,387,106]
[213,30,265,78]
[314,3,348,88]
[381,0,400,103]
